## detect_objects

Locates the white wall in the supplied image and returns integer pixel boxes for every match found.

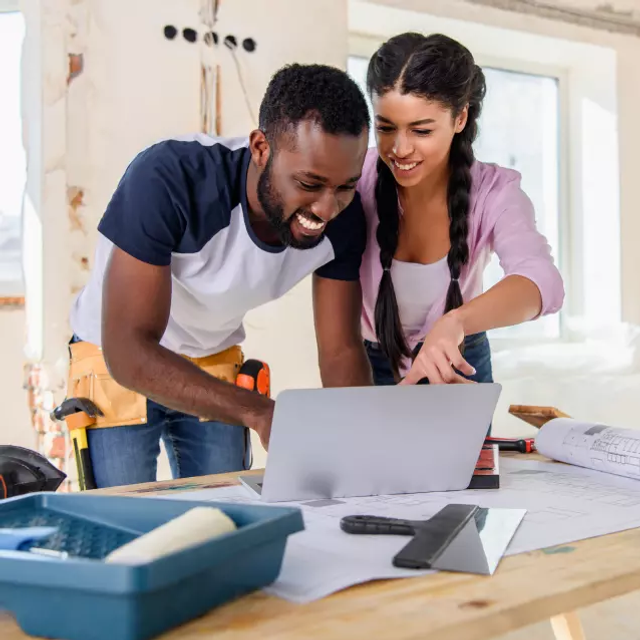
[0,310,34,448]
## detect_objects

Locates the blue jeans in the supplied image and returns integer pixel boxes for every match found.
[364,331,494,386]
[87,401,252,489]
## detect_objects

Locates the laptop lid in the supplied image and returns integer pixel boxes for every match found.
[259,383,501,502]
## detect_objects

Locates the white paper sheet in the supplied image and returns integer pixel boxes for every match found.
[536,418,640,481]
[156,458,640,603]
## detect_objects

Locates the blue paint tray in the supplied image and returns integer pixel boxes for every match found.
[0,492,304,640]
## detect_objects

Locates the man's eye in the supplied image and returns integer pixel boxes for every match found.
[298,182,321,191]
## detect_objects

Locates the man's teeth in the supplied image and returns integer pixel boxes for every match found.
[296,213,325,231]
[393,160,418,171]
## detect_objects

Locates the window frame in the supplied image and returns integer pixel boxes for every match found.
[348,33,572,350]
[0,6,25,299]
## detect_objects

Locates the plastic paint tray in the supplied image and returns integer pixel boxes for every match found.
[0,492,304,640]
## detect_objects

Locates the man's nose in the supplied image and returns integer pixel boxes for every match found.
[310,190,340,222]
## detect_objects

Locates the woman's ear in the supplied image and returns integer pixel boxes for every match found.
[455,105,469,134]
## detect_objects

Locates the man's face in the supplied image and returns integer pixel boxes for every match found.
[256,121,368,249]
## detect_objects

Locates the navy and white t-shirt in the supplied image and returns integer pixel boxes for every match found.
[70,134,367,358]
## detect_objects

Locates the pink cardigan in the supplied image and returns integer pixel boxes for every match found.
[357,148,565,350]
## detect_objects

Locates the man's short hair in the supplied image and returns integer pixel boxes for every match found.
[258,63,370,146]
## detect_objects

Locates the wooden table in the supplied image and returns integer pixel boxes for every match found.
[3,454,640,640]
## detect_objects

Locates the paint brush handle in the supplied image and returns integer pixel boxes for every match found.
[340,515,417,536]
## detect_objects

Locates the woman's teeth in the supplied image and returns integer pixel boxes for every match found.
[393,160,419,171]
[296,213,325,231]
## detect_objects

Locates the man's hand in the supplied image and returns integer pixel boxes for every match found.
[400,312,476,386]
[312,275,373,387]
[248,402,275,451]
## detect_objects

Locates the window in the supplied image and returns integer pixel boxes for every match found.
[0,10,26,297]
[475,67,561,340]
[347,55,563,342]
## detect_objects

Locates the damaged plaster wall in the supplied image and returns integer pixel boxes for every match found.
[20,0,348,478]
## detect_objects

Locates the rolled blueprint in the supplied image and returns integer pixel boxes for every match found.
[105,506,237,564]
[535,418,640,481]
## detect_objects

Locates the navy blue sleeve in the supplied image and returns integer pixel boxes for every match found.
[98,143,188,266]
[315,192,367,281]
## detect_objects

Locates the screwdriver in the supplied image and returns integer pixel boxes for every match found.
[484,436,536,453]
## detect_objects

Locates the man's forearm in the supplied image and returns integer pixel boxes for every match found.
[319,344,373,387]
[105,337,273,430]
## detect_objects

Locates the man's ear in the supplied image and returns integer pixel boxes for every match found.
[249,129,271,169]
[455,105,469,134]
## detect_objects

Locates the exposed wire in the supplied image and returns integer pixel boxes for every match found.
[200,0,220,135]
[225,41,257,128]
[200,0,220,29]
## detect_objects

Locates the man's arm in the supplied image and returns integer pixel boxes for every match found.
[312,274,373,387]
[102,248,274,448]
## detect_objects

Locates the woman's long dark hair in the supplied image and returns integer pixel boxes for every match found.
[367,32,486,379]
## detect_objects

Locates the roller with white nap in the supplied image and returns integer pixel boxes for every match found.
[105,506,237,564]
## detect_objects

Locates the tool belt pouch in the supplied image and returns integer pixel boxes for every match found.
[67,342,244,429]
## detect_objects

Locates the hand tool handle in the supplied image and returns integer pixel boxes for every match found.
[485,436,535,453]
[340,515,416,536]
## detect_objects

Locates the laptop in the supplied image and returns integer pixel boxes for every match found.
[239,382,502,503]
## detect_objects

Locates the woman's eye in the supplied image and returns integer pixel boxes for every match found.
[414,129,433,136]
[376,126,394,133]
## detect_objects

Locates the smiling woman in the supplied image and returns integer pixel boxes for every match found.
[353,32,565,388]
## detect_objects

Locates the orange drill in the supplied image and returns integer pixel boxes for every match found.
[236,359,271,397]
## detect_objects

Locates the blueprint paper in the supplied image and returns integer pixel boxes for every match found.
[536,418,640,480]
[155,458,640,603]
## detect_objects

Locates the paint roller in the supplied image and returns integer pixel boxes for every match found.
[105,506,237,564]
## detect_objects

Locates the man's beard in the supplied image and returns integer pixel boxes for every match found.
[256,157,324,250]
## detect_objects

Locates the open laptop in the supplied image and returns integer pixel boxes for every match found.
[239,382,502,503]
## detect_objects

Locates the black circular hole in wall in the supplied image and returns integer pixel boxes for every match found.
[242,38,256,52]
[224,35,237,49]
[204,31,218,46]
[183,28,197,43]
[164,25,177,40]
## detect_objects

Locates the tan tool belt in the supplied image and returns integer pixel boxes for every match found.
[67,341,244,429]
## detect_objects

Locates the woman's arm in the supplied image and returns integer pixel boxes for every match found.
[401,175,564,385]
[452,273,542,334]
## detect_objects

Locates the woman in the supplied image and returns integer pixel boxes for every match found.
[357,32,564,386]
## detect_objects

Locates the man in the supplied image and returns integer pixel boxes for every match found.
[67,63,373,488]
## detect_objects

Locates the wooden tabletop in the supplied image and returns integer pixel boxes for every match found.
[3,454,640,639]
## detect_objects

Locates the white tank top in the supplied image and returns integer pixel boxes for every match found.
[390,256,450,341]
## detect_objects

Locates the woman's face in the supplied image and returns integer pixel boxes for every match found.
[372,89,467,188]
